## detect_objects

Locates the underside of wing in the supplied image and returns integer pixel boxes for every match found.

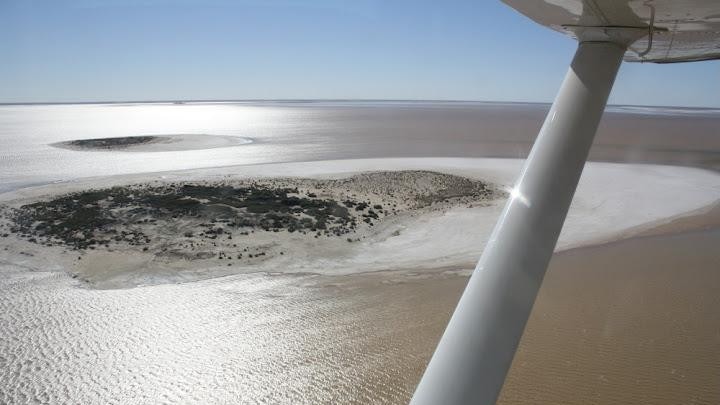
[502,0,720,63]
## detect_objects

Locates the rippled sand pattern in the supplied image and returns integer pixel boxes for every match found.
[0,266,462,404]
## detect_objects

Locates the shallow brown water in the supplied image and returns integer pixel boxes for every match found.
[498,227,720,404]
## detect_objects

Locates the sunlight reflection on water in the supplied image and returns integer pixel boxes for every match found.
[0,266,453,404]
[0,103,307,190]
[2,101,718,192]
[0,268,333,404]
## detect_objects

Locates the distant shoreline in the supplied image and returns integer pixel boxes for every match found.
[1,99,719,111]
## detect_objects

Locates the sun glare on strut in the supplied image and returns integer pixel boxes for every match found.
[508,186,531,208]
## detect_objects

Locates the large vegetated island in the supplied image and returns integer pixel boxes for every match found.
[0,171,503,284]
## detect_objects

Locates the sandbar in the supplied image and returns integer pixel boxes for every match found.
[1,158,718,289]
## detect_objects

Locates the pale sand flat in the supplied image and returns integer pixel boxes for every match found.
[1,158,718,288]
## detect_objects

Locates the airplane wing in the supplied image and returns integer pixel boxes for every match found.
[503,0,720,63]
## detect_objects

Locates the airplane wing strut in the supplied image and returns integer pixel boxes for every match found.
[410,40,625,405]
[411,1,720,403]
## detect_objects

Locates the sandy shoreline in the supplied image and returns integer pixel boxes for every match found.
[2,158,718,289]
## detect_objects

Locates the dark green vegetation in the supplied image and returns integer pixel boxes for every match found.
[63,136,157,149]
[8,183,361,250]
[2,171,499,262]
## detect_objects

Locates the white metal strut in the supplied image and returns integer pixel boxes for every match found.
[410,41,626,405]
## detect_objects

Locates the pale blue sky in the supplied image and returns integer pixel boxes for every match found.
[1,0,718,107]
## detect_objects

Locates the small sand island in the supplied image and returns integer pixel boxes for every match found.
[0,170,501,287]
[51,134,252,152]
[60,135,159,149]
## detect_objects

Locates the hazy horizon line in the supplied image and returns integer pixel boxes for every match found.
[1,98,719,110]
